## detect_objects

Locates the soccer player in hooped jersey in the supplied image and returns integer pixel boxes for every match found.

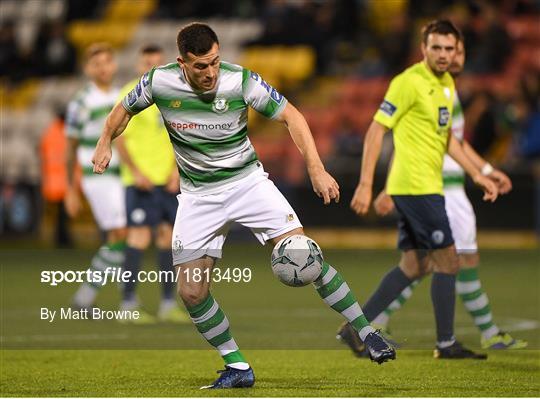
[66,43,126,310]
[92,23,395,389]
[369,38,527,350]
[338,20,499,359]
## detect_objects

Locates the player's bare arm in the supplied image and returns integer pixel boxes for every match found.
[351,120,387,215]
[373,152,395,216]
[64,137,81,217]
[275,102,340,205]
[92,102,132,174]
[165,166,180,194]
[115,135,154,190]
[447,134,498,202]
[461,140,512,194]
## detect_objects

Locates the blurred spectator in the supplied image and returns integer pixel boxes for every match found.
[466,91,499,155]
[0,21,21,79]
[33,21,76,77]
[65,0,101,21]
[374,12,412,75]
[465,2,513,73]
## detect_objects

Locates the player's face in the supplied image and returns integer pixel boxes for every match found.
[85,52,116,86]
[449,40,465,77]
[422,33,457,76]
[138,52,164,75]
[177,42,220,92]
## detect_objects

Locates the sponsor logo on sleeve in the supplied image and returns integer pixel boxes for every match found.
[127,90,137,106]
[142,72,150,87]
[250,71,283,104]
[270,88,283,105]
[380,100,397,116]
[438,106,450,127]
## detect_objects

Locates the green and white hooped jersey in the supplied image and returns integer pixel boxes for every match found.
[443,93,465,188]
[121,61,288,194]
[66,82,120,176]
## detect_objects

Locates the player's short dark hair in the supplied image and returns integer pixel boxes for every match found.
[177,22,219,58]
[140,44,163,54]
[422,19,461,45]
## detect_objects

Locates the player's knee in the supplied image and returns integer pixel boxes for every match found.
[399,251,426,279]
[459,252,479,268]
[156,223,173,249]
[107,228,127,243]
[178,284,207,307]
[432,248,459,274]
[127,227,152,249]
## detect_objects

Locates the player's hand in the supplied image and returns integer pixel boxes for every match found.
[350,183,372,215]
[134,170,154,191]
[473,174,499,202]
[92,139,112,174]
[489,169,512,194]
[64,186,81,218]
[309,168,340,205]
[373,190,394,216]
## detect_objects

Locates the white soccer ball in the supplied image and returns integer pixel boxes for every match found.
[271,234,324,287]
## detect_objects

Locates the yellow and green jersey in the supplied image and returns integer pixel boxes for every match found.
[118,79,176,186]
[374,61,455,195]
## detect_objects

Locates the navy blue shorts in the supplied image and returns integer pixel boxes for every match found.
[391,194,454,251]
[126,186,178,227]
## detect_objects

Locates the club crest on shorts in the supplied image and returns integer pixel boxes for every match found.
[131,208,146,224]
[431,230,445,245]
[173,239,183,254]
[212,97,229,113]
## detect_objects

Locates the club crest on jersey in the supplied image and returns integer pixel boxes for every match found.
[212,97,229,113]
[169,100,181,108]
[438,106,450,127]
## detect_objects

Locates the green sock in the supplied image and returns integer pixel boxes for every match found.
[456,267,500,340]
[314,262,374,340]
[72,241,126,307]
[187,294,249,369]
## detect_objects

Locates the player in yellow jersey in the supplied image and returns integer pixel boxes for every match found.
[116,45,188,323]
[337,20,498,359]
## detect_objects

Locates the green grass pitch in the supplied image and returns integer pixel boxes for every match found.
[1,246,539,396]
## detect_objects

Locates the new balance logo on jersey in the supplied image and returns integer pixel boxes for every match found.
[250,71,284,105]
[438,106,450,127]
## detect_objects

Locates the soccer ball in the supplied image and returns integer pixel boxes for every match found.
[271,235,324,287]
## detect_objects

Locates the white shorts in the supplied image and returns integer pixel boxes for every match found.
[444,186,478,254]
[81,175,126,231]
[172,168,303,265]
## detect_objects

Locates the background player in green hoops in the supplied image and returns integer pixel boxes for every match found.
[115,44,189,324]
[367,38,528,350]
[92,23,395,389]
[66,43,127,311]
[337,20,500,360]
